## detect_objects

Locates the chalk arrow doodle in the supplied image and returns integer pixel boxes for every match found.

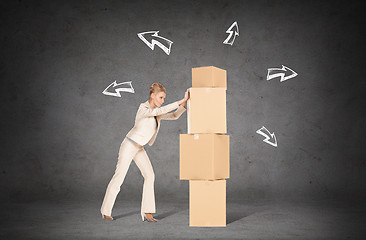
[267,65,298,82]
[223,21,239,46]
[137,31,173,55]
[256,126,278,147]
[102,81,135,97]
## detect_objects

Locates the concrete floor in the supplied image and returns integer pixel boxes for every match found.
[1,198,365,240]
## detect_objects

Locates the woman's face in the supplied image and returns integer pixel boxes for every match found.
[151,91,166,107]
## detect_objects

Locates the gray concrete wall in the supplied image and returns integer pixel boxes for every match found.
[1,0,365,203]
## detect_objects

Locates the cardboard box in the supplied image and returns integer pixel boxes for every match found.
[189,179,226,227]
[187,88,226,134]
[192,66,227,89]
[180,133,230,180]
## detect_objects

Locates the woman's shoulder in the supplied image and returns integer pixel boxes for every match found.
[136,101,150,117]
[138,100,150,109]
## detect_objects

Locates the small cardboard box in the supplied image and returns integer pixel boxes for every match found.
[187,88,226,134]
[189,179,226,227]
[192,66,227,89]
[180,133,230,180]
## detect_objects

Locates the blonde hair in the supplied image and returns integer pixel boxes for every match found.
[149,82,166,96]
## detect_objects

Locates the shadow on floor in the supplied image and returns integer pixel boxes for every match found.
[113,207,187,221]
[113,210,140,220]
[112,206,256,224]
[155,208,187,220]
[227,209,258,224]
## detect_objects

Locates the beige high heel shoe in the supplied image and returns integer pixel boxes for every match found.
[102,214,114,221]
[141,212,158,222]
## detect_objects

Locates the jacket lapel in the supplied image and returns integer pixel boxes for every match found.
[145,100,160,129]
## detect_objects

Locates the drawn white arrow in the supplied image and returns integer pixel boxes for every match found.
[256,126,278,147]
[102,81,135,97]
[137,31,173,55]
[223,21,239,46]
[267,65,298,82]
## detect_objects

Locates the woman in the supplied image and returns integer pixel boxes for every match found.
[101,83,190,222]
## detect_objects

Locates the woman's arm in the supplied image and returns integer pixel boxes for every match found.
[139,101,180,117]
[159,105,186,120]
[139,88,190,118]
[160,89,189,120]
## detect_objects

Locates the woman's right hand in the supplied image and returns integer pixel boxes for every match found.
[178,88,190,106]
[183,88,190,101]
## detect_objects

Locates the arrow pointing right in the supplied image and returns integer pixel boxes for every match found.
[256,126,278,147]
[267,65,298,82]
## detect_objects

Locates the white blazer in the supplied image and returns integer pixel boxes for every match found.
[126,100,186,146]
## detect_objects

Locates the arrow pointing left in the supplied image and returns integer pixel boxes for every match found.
[137,31,173,55]
[102,81,135,97]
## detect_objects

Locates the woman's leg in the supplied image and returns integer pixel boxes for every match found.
[100,138,140,216]
[133,148,156,216]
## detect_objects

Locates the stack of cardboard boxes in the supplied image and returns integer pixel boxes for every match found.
[180,66,230,227]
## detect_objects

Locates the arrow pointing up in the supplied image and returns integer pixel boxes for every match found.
[223,21,239,46]
[137,31,173,55]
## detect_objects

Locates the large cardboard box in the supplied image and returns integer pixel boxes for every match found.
[187,88,226,134]
[189,180,226,227]
[192,66,227,89]
[180,133,229,180]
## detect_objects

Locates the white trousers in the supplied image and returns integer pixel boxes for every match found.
[100,137,156,216]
